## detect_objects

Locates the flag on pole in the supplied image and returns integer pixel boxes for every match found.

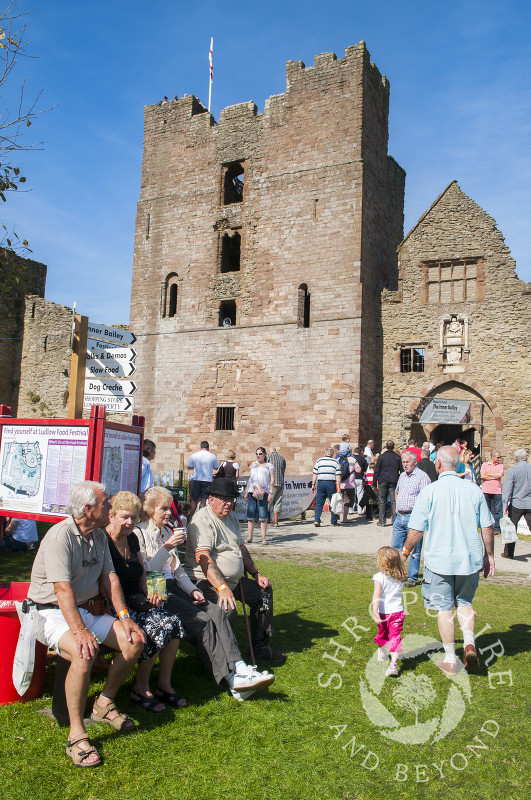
[208,37,213,112]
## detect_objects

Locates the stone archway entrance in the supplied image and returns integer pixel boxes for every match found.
[404,378,504,457]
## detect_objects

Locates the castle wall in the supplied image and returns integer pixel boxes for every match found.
[16,296,72,418]
[0,254,46,411]
[381,181,531,457]
[130,43,403,473]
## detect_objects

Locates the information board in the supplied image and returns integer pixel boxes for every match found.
[0,424,89,515]
[102,427,142,496]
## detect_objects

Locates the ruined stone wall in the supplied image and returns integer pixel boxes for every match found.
[16,296,72,418]
[130,44,402,474]
[381,181,531,457]
[0,254,46,411]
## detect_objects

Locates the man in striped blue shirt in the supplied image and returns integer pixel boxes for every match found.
[312,447,342,527]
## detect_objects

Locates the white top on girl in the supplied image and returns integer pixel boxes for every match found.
[372,572,404,614]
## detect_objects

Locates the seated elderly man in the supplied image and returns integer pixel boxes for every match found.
[184,477,285,664]
[28,481,146,768]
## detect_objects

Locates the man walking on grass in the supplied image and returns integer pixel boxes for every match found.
[401,446,494,675]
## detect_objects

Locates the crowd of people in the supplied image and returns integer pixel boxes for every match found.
[8,433,530,769]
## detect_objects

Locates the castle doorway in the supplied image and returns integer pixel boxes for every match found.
[428,424,478,450]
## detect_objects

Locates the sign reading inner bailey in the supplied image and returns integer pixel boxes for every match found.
[130,43,406,471]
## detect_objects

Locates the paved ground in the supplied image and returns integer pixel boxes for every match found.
[244,510,531,580]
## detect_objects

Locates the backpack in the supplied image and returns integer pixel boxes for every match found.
[338,455,350,481]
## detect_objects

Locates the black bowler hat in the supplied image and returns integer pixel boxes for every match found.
[207,477,240,498]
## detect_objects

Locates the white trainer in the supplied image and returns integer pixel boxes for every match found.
[385,663,399,677]
[230,665,275,692]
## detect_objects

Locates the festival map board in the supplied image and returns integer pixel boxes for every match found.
[0,423,89,516]
[0,405,145,523]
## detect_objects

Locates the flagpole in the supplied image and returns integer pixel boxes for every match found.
[208,37,213,112]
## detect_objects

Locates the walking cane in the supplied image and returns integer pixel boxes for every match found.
[238,578,255,665]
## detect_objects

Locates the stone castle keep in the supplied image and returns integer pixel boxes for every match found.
[130,43,406,471]
[3,43,529,471]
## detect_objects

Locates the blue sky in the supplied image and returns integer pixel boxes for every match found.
[3,0,530,323]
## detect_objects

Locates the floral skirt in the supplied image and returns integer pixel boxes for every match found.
[130,607,185,662]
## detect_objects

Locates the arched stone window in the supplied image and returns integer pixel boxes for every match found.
[162,272,179,318]
[297,284,310,328]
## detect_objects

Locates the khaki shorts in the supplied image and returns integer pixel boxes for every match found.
[270,485,284,512]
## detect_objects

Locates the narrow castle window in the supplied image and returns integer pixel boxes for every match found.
[219,300,236,327]
[168,283,178,317]
[220,230,241,272]
[297,284,310,328]
[216,406,235,431]
[163,272,179,318]
[400,347,425,373]
[222,161,245,205]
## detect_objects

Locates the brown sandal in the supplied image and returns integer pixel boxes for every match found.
[91,694,136,732]
[66,735,101,768]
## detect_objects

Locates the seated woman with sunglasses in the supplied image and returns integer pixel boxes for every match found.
[244,447,275,545]
[105,491,186,712]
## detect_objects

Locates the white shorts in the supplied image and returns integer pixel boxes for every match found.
[37,607,115,654]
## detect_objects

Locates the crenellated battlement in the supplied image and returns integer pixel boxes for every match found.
[144,42,389,137]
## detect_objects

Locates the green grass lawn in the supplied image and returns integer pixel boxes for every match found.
[0,550,529,800]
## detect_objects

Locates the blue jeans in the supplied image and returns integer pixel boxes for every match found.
[391,512,422,582]
[483,493,502,531]
[314,480,339,524]
[247,493,269,522]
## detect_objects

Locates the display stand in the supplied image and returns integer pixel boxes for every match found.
[0,404,145,522]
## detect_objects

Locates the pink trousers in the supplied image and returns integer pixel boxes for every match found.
[373,611,405,653]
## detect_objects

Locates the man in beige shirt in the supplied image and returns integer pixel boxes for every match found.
[185,477,285,664]
[29,481,145,768]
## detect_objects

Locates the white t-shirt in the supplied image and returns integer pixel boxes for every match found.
[187,450,219,481]
[372,571,404,614]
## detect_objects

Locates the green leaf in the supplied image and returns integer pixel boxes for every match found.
[6,238,11,246]
[26,120,31,127]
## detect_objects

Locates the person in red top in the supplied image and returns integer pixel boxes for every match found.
[401,438,422,462]
[480,450,504,533]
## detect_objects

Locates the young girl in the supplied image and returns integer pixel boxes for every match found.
[371,546,407,677]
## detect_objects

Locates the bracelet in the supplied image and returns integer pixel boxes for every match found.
[73,627,87,636]
[118,609,130,619]
[251,570,259,578]
[401,546,411,556]
[216,583,228,592]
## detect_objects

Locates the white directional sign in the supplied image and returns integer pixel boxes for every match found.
[84,379,137,397]
[85,338,136,379]
[83,395,134,413]
[87,322,136,346]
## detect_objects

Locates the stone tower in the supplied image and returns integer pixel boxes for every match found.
[130,43,405,471]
